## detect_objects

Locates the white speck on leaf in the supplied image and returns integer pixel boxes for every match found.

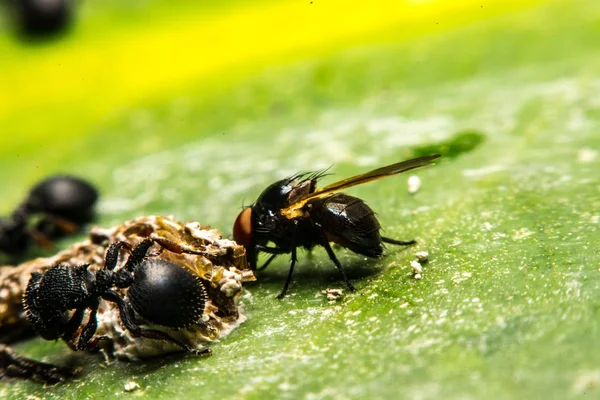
[322,288,343,302]
[408,175,422,194]
[124,381,140,392]
[411,260,423,275]
[415,251,429,262]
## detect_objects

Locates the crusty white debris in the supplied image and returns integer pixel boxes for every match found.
[96,305,245,360]
[409,251,429,280]
[124,380,141,392]
[219,268,243,297]
[410,260,423,275]
[322,288,343,302]
[91,216,253,360]
[0,215,254,361]
[184,222,241,257]
[415,251,429,263]
[407,175,422,194]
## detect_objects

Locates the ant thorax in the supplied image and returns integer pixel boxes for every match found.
[0,215,254,359]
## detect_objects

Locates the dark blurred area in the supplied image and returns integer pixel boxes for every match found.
[4,0,73,39]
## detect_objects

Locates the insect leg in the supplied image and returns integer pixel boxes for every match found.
[150,234,195,255]
[255,245,288,270]
[257,253,278,271]
[102,290,211,356]
[277,222,299,299]
[61,307,85,344]
[381,236,416,246]
[255,245,289,254]
[26,228,54,250]
[0,343,76,384]
[122,239,154,272]
[35,213,79,236]
[315,224,356,292]
[247,245,258,271]
[76,302,101,351]
[253,244,289,271]
[104,241,127,270]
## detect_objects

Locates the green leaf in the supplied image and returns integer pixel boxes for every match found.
[1,0,599,398]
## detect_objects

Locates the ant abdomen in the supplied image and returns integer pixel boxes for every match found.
[27,176,98,224]
[128,259,207,329]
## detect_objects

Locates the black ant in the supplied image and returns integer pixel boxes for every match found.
[233,155,440,298]
[15,238,210,382]
[0,175,98,257]
[24,238,211,354]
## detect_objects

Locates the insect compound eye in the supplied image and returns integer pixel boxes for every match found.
[232,207,253,250]
[127,259,207,329]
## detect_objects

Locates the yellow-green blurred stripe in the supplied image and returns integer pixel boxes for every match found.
[0,0,543,149]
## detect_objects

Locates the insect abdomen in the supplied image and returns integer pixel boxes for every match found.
[127,259,206,329]
[313,194,384,258]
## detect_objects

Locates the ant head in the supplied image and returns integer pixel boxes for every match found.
[23,271,69,341]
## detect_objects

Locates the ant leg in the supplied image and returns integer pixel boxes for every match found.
[257,253,278,271]
[0,343,76,384]
[80,335,113,354]
[381,236,416,246]
[149,234,197,255]
[102,290,211,356]
[61,308,85,347]
[38,214,79,235]
[150,233,220,258]
[315,224,356,292]
[277,222,299,300]
[104,241,127,270]
[27,229,54,250]
[76,303,101,351]
[123,239,154,272]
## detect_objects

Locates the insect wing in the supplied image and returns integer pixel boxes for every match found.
[280,154,440,219]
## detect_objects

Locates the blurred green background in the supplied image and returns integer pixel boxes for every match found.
[1,0,599,398]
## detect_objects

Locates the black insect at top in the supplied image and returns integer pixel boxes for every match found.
[0,175,98,256]
[26,175,98,226]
